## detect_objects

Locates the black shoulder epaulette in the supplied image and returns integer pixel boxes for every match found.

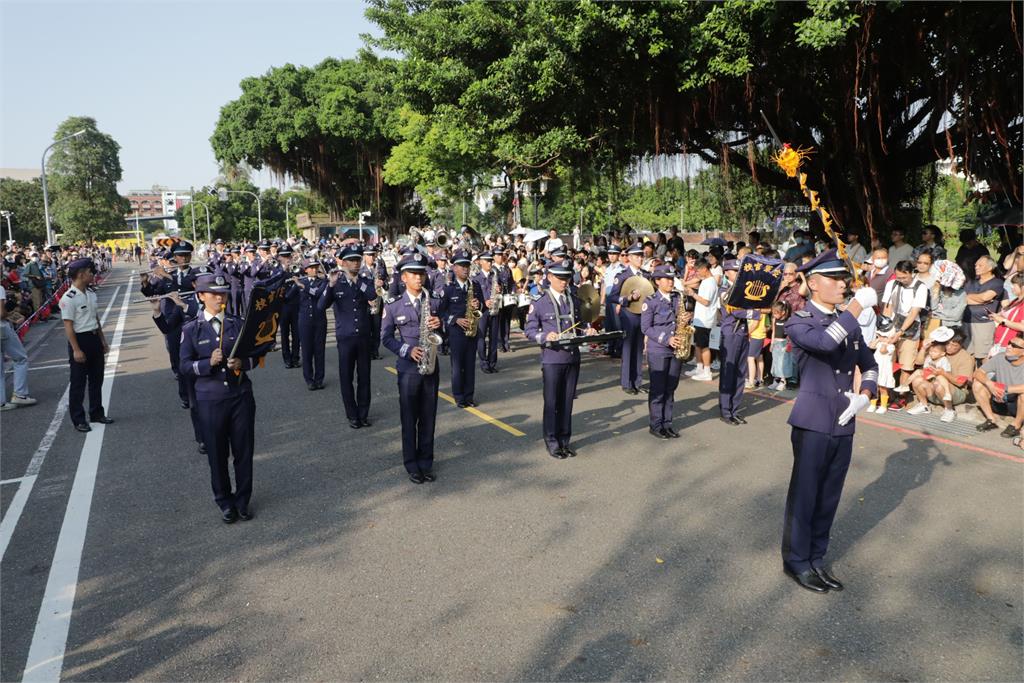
[384,296,396,305]
[66,290,76,298]
[795,310,812,318]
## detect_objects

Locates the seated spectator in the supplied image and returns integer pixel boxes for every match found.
[973,336,1024,437]
[882,260,928,401]
[963,255,1005,360]
[908,329,974,422]
[989,273,1024,357]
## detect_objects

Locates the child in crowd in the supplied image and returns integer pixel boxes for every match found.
[769,300,792,391]
[905,341,952,415]
[745,310,768,389]
[868,316,897,413]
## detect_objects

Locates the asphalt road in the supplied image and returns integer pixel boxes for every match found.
[2,262,1022,681]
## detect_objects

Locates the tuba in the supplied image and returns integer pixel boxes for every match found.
[417,293,442,375]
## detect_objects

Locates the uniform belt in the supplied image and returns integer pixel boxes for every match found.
[75,329,99,335]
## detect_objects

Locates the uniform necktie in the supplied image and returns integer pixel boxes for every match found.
[211,317,221,338]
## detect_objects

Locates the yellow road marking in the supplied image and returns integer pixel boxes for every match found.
[385,366,525,436]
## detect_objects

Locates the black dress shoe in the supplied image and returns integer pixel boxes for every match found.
[221,508,238,524]
[198,441,207,455]
[733,415,748,424]
[360,418,372,427]
[74,423,92,433]
[237,507,253,521]
[90,415,114,424]
[637,386,649,394]
[623,387,639,395]
[562,444,577,457]
[349,419,362,429]
[649,426,671,439]
[664,427,681,438]
[308,383,317,391]
[548,448,568,459]
[456,401,467,408]
[315,382,326,390]
[409,472,426,484]
[784,567,830,593]
[813,566,844,591]
[465,400,478,407]
[422,471,436,482]
[719,416,741,426]
[180,399,190,409]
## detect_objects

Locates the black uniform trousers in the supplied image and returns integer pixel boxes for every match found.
[397,368,439,474]
[718,323,749,419]
[499,306,513,351]
[369,310,383,358]
[477,311,500,371]
[279,302,299,365]
[620,310,643,390]
[604,299,622,357]
[337,335,371,421]
[782,428,853,573]
[299,317,327,385]
[197,391,256,512]
[541,362,579,453]
[67,330,105,426]
[448,327,477,404]
[648,354,682,430]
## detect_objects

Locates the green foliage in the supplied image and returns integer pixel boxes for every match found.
[0,178,48,244]
[48,116,129,244]
[175,182,328,243]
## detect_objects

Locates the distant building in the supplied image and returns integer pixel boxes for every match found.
[0,168,40,182]
[125,187,190,232]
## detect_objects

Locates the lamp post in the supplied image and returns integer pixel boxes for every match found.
[0,210,13,243]
[41,129,87,246]
[285,196,293,240]
[217,188,262,241]
[530,178,548,228]
[189,185,198,243]
[197,201,212,244]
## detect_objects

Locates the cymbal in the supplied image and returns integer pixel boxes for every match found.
[623,275,654,314]
[577,283,601,323]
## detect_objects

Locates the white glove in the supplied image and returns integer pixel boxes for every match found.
[853,286,878,309]
[837,391,871,426]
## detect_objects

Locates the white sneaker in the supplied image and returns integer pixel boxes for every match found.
[10,394,37,406]
[894,385,910,394]
[940,409,956,423]
[744,381,755,389]
[866,404,878,413]
[694,370,714,382]
[775,380,786,391]
[907,404,930,416]
[684,367,701,377]
[876,406,888,414]
[0,402,17,412]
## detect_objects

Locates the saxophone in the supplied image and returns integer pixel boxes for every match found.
[673,292,696,361]
[489,268,501,316]
[417,293,442,375]
[464,278,480,338]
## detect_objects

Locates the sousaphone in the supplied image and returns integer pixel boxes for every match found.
[622,275,655,314]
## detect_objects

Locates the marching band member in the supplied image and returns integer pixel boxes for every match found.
[781,249,878,593]
[640,265,688,439]
[60,258,113,432]
[277,244,301,368]
[524,259,594,459]
[602,244,624,358]
[438,249,483,408]
[718,260,752,425]
[296,257,328,390]
[474,252,501,374]
[492,246,515,352]
[381,252,444,484]
[321,244,376,429]
[361,244,387,360]
[180,273,259,524]
[609,242,648,394]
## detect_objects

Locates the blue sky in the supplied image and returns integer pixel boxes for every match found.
[1,0,379,192]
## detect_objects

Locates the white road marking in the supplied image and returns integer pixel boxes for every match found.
[22,276,132,682]
[0,286,121,563]
[0,476,28,485]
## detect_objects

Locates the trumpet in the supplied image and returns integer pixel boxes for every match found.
[133,290,198,304]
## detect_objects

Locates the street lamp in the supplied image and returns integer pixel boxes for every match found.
[0,210,13,243]
[529,178,548,228]
[216,187,262,241]
[41,129,87,246]
[285,196,293,240]
[198,201,212,244]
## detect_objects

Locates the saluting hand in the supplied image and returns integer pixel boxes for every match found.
[210,348,224,366]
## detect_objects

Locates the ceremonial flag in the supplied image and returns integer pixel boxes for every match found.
[727,254,785,309]
[230,271,287,359]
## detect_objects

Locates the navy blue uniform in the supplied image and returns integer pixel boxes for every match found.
[640,291,683,432]
[609,266,648,390]
[180,314,259,514]
[782,304,878,574]
[362,260,388,358]
[437,277,484,405]
[381,291,444,475]
[524,290,583,455]
[719,305,752,420]
[494,264,515,352]
[319,272,377,422]
[297,276,328,387]
[278,274,300,367]
[474,269,502,372]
